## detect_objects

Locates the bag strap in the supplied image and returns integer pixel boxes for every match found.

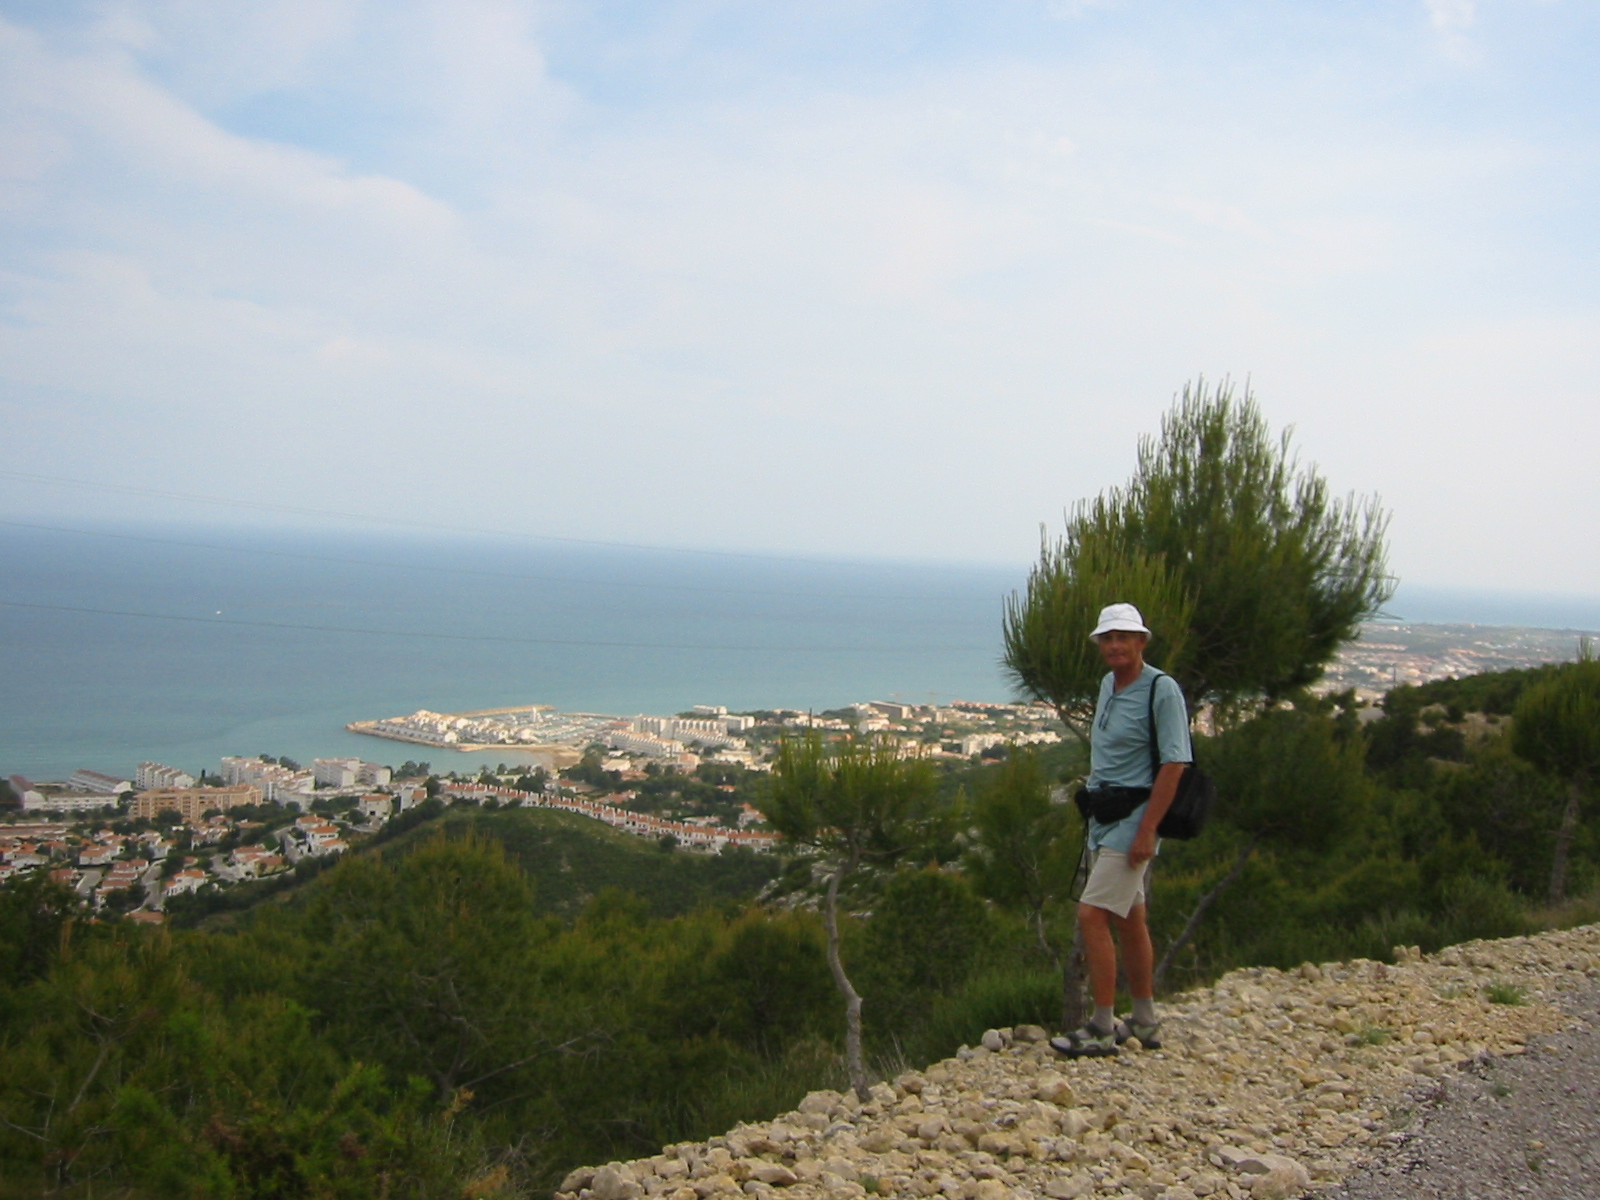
[1145,668,1166,782]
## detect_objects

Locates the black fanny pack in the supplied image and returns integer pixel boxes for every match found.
[1073,785,1150,826]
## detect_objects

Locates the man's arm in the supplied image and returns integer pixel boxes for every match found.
[1128,760,1184,868]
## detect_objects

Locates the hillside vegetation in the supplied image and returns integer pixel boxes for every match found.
[166,805,780,931]
[3,665,1599,1199]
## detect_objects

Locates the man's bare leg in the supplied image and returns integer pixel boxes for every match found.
[1056,902,1128,1054]
[1078,901,1118,1016]
[1111,903,1153,997]
[1111,903,1159,1030]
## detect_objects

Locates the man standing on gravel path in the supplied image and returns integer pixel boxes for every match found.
[1052,602,1192,1059]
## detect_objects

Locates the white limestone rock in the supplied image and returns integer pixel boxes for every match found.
[1232,1153,1311,1200]
[1041,1174,1093,1200]
[593,1166,645,1200]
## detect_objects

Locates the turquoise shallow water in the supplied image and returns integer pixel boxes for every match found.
[0,522,1023,781]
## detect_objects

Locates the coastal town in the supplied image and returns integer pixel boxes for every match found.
[4,620,1591,920]
[0,695,1070,921]
[1314,621,1595,700]
[0,765,784,923]
[347,698,1065,769]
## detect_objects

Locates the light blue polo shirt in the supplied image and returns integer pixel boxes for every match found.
[1085,665,1193,854]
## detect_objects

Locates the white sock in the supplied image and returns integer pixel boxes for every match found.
[1132,997,1157,1025]
[1093,1005,1115,1032]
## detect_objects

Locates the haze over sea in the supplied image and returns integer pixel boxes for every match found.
[4,522,1599,783]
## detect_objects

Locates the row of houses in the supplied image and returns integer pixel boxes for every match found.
[2,825,172,872]
[442,782,779,852]
[10,756,397,819]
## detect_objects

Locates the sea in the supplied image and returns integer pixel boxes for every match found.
[4,520,1599,783]
[0,521,1025,782]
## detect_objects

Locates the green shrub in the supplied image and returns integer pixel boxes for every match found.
[898,969,1061,1066]
[1485,982,1528,1006]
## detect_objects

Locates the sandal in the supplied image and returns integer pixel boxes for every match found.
[1115,1016,1162,1050]
[1049,1021,1120,1058]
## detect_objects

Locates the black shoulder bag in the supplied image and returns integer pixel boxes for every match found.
[1146,671,1214,841]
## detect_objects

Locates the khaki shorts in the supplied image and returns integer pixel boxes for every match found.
[1079,848,1151,919]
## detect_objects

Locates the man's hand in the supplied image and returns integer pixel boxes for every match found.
[1130,761,1186,867]
[1127,826,1158,868]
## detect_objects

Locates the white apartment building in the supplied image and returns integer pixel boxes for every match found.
[959,733,1009,756]
[220,757,313,802]
[259,766,313,803]
[136,762,196,791]
[637,713,753,738]
[689,707,756,729]
[312,758,391,788]
[68,769,132,795]
[634,714,731,739]
[867,701,917,720]
[1012,730,1063,746]
[7,775,43,808]
[605,730,685,758]
[220,757,266,785]
[630,716,744,749]
[312,759,356,787]
[632,715,673,738]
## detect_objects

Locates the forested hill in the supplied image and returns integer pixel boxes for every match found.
[170,804,784,929]
[399,806,782,920]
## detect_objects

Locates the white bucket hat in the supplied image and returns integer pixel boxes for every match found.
[1089,602,1151,640]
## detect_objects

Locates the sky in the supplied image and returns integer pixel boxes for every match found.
[2,0,1597,591]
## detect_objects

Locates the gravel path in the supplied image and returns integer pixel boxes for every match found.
[556,928,1600,1200]
[1323,980,1600,1200]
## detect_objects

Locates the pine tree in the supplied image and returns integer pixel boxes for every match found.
[759,735,943,1098]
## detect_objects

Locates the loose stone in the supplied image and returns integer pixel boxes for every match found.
[556,925,1599,1200]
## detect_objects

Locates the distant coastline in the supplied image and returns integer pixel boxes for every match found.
[4,522,1600,781]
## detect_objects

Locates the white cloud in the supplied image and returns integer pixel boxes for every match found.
[1423,0,1480,62]
[1425,0,1476,33]
[0,2,1597,590]
[90,0,369,100]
